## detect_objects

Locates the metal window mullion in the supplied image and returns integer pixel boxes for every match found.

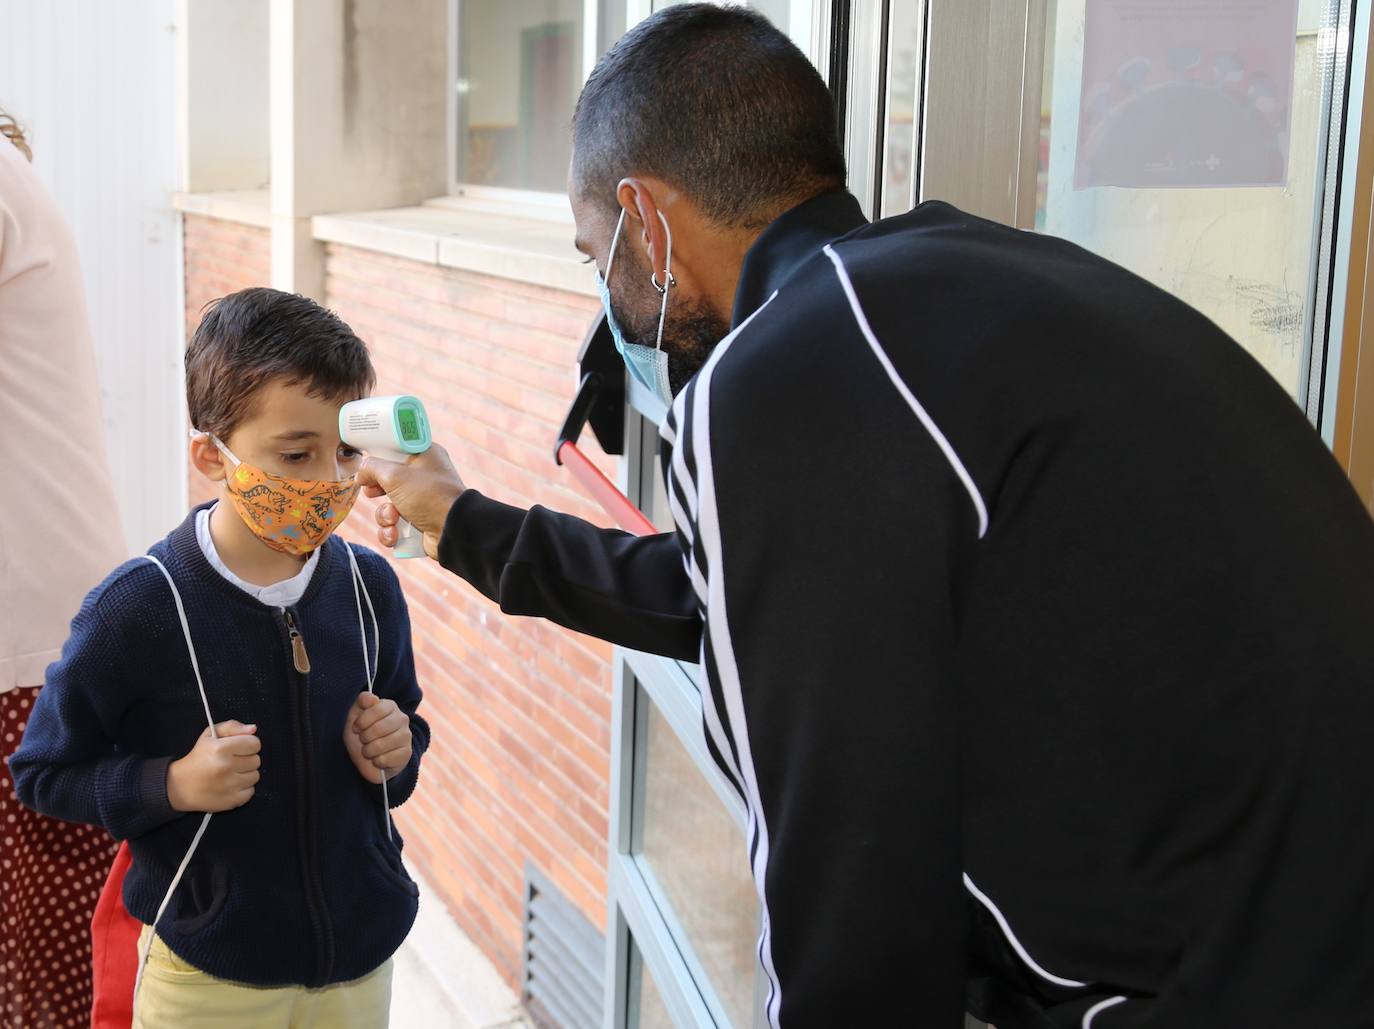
[447,0,460,194]
[1304,0,1358,428]
[611,855,718,1027]
[605,654,638,1028]
[919,0,1045,226]
[1322,0,1374,445]
[842,0,888,217]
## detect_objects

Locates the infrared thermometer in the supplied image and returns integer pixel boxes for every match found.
[340,395,432,558]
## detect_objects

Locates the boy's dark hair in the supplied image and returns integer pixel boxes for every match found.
[571,4,846,229]
[186,287,376,439]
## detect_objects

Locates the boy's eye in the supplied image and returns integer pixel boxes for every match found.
[281,452,310,464]
[340,446,363,460]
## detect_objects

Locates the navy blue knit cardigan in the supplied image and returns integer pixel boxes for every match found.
[10,504,430,987]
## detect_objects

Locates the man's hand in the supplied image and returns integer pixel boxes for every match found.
[166,721,261,813]
[356,444,466,560]
[344,693,413,786]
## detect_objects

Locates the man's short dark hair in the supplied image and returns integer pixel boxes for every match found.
[572,4,846,229]
[187,287,376,439]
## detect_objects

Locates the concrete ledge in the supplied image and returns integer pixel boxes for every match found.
[394,859,534,1029]
[311,201,596,298]
[173,188,272,229]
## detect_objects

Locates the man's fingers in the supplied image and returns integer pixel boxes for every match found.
[374,501,399,550]
[356,444,465,543]
[354,454,406,493]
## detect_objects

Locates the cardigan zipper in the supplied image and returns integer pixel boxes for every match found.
[284,610,311,673]
[281,606,334,985]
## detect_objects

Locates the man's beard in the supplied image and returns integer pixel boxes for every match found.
[611,245,730,397]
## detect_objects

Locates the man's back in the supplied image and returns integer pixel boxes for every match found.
[667,200,1374,1026]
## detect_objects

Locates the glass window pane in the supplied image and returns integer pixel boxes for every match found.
[750,0,808,39]
[629,941,677,1029]
[456,0,584,191]
[1035,0,1343,399]
[652,1,817,57]
[636,691,759,1027]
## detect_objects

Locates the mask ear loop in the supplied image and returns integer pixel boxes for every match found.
[653,210,673,353]
[345,542,391,841]
[601,207,627,288]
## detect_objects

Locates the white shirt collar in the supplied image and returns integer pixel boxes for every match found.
[195,504,320,608]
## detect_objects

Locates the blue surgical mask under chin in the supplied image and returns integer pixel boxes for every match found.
[594,208,675,407]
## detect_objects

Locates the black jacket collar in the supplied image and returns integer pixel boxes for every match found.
[731,190,868,326]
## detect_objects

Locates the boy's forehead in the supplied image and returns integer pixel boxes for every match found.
[235,378,355,439]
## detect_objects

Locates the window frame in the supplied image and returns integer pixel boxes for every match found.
[446,0,605,200]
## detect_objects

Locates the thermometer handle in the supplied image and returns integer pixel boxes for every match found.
[393,516,425,559]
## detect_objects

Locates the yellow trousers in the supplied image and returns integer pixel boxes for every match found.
[133,925,393,1029]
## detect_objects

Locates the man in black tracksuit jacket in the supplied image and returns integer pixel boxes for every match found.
[360,7,1374,1027]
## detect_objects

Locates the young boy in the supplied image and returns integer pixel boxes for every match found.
[10,287,428,1028]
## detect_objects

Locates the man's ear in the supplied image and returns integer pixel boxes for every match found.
[189,434,228,484]
[617,177,669,278]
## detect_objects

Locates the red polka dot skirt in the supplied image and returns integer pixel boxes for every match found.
[1,686,119,1029]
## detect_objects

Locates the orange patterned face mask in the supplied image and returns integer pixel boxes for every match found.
[203,434,360,557]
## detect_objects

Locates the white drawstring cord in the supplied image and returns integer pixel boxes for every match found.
[132,541,387,1011]
[345,542,392,840]
[133,556,217,1005]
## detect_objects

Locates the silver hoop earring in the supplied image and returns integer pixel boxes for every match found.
[651,271,676,295]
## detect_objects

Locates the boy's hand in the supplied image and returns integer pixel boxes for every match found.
[344,693,412,786]
[166,721,261,813]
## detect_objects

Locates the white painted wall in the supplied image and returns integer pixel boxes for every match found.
[0,1,186,554]
[181,0,270,193]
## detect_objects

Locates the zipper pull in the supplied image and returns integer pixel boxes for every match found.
[284,611,311,674]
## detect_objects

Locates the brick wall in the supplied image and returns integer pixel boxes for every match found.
[182,214,271,507]
[182,218,618,989]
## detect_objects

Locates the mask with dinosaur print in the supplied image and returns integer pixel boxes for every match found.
[200,433,360,557]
